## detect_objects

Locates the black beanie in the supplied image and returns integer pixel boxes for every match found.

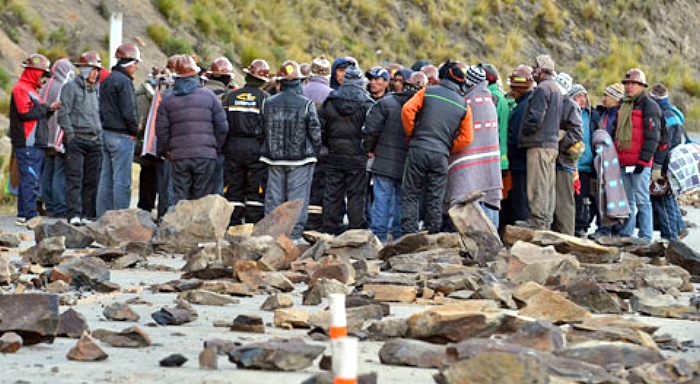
[439,60,465,84]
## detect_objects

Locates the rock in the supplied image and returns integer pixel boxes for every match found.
[628,359,700,383]
[502,320,565,352]
[260,293,294,311]
[160,353,188,367]
[262,272,295,292]
[233,259,266,289]
[0,231,21,247]
[22,236,66,266]
[310,304,385,336]
[258,235,298,271]
[155,195,233,253]
[274,308,310,329]
[565,278,622,314]
[123,241,152,256]
[111,253,145,269]
[310,261,355,286]
[379,338,447,368]
[89,248,127,262]
[228,223,254,237]
[326,229,383,261]
[0,332,23,353]
[630,288,700,320]
[363,284,416,303]
[638,264,693,292]
[178,290,240,306]
[103,302,140,322]
[366,318,409,340]
[303,278,353,306]
[406,302,504,344]
[92,327,152,348]
[0,293,60,345]
[667,240,700,277]
[26,216,42,229]
[57,309,89,338]
[53,257,110,289]
[530,230,619,263]
[204,339,240,356]
[448,191,503,265]
[507,241,580,285]
[503,225,535,247]
[87,208,154,247]
[199,346,218,370]
[199,281,254,297]
[555,341,664,368]
[228,338,325,371]
[476,281,517,309]
[387,249,466,273]
[35,221,94,249]
[231,314,265,333]
[66,332,108,361]
[435,351,548,384]
[45,279,69,293]
[514,282,592,323]
[151,307,194,326]
[0,254,14,285]
[252,199,303,238]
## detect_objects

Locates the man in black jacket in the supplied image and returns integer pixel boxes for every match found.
[516,55,563,230]
[260,61,322,240]
[97,43,141,216]
[363,72,426,242]
[319,66,375,235]
[222,58,270,225]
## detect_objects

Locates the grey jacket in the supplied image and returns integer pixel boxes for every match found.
[519,76,563,149]
[556,97,583,170]
[58,76,102,142]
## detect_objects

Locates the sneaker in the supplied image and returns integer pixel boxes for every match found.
[69,217,81,226]
[15,217,27,226]
[80,218,93,225]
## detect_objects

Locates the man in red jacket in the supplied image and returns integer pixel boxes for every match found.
[10,54,61,225]
[615,68,661,242]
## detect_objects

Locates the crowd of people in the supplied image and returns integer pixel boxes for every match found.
[9,45,698,245]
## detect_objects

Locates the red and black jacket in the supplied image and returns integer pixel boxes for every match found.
[9,68,51,148]
[615,91,662,167]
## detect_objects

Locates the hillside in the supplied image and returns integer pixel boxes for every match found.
[1,0,700,129]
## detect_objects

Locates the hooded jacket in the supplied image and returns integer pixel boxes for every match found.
[156,77,228,161]
[100,65,138,136]
[330,57,354,90]
[654,98,685,170]
[58,74,102,142]
[362,90,414,179]
[518,76,563,149]
[10,68,52,148]
[40,59,74,151]
[260,80,322,164]
[320,78,374,169]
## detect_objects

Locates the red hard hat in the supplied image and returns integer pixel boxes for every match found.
[75,51,102,69]
[22,53,51,73]
[210,57,233,76]
[115,43,141,62]
[172,55,200,78]
[243,59,271,81]
[276,60,305,81]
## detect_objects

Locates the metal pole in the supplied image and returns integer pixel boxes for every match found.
[109,13,123,69]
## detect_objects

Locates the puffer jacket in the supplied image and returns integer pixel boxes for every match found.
[362,91,413,179]
[320,82,374,169]
[614,91,662,167]
[518,76,563,149]
[57,75,102,142]
[100,66,138,136]
[260,81,322,164]
[597,105,619,136]
[156,77,228,161]
[10,68,52,148]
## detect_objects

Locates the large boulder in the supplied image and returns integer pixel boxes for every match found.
[35,221,94,248]
[88,209,154,247]
[406,301,505,344]
[379,339,448,368]
[22,236,66,266]
[0,294,60,345]
[155,195,233,253]
[448,191,503,265]
[252,199,303,238]
[666,240,700,277]
[0,231,21,247]
[435,351,548,384]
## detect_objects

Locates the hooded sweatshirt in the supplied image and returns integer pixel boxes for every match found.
[10,68,52,148]
[330,57,354,90]
[40,59,74,151]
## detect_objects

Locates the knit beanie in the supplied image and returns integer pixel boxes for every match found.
[554,72,573,94]
[567,84,587,99]
[344,65,364,87]
[439,60,465,85]
[464,65,486,88]
[534,55,555,73]
[650,83,669,100]
[604,83,624,101]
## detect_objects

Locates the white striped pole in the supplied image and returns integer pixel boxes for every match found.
[332,337,358,384]
[328,293,347,340]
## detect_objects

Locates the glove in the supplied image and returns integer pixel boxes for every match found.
[567,142,585,160]
[651,167,663,182]
[633,164,645,174]
[573,176,581,195]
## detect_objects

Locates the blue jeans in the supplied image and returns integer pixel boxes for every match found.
[41,153,67,217]
[481,201,500,229]
[97,131,134,216]
[370,175,402,242]
[621,168,653,241]
[210,154,225,195]
[15,147,45,220]
[653,194,686,240]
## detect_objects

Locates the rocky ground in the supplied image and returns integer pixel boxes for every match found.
[1,191,700,384]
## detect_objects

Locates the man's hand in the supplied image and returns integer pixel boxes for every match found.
[651,167,663,182]
[49,101,61,111]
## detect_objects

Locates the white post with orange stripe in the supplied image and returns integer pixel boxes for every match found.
[328,293,347,340]
[332,337,358,384]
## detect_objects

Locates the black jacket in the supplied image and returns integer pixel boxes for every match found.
[362,91,412,179]
[508,91,533,173]
[518,76,563,149]
[260,82,322,163]
[320,83,374,169]
[223,85,268,155]
[100,66,138,136]
[556,97,583,170]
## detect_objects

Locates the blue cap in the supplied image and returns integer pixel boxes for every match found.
[366,67,390,82]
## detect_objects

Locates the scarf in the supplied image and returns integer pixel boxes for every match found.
[616,91,642,149]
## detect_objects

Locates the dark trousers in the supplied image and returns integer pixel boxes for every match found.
[224,154,267,225]
[575,171,596,234]
[171,158,216,204]
[305,160,327,230]
[41,152,67,217]
[65,137,103,220]
[401,148,448,235]
[15,147,45,220]
[321,167,367,235]
[138,158,157,211]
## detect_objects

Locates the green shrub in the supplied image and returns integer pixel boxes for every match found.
[152,0,186,23]
[146,24,169,46]
[161,37,191,56]
[0,67,11,90]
